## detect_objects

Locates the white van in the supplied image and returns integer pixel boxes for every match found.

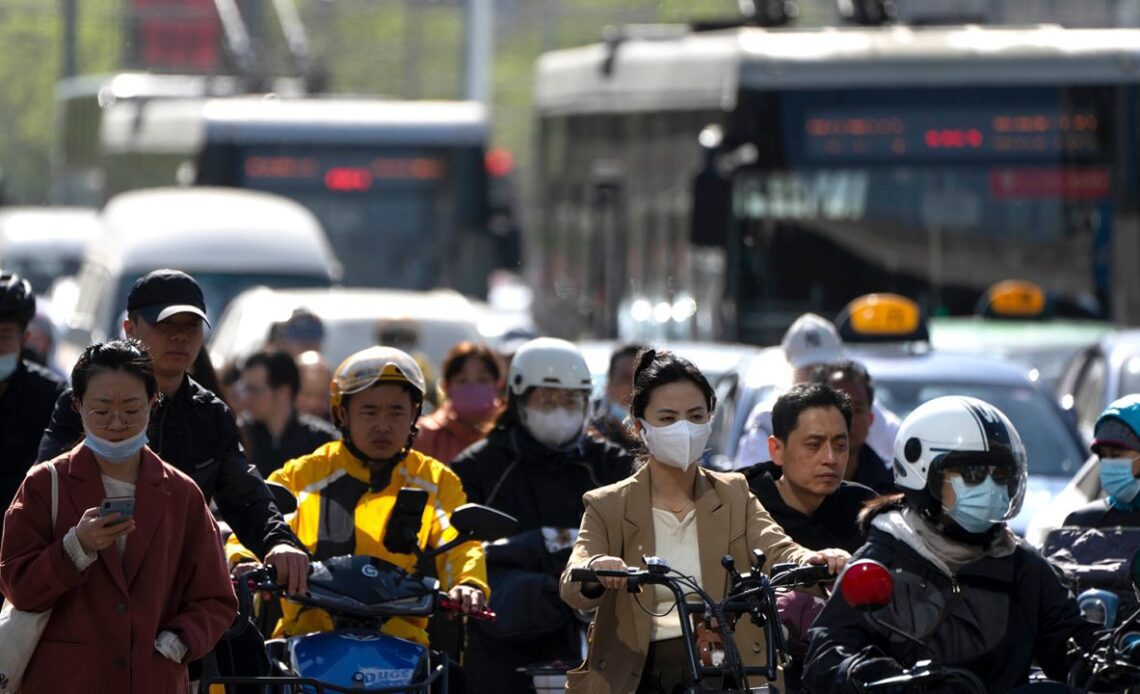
[0,207,99,294]
[59,187,341,369]
[209,286,484,374]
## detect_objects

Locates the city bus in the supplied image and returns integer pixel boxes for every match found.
[529,23,1140,343]
[94,94,508,297]
[50,72,289,206]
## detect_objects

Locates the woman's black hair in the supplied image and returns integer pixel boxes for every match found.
[629,348,716,421]
[71,338,158,403]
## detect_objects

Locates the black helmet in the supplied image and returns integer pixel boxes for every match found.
[0,272,34,327]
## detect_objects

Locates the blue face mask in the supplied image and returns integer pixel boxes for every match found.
[603,399,627,422]
[0,351,18,381]
[84,427,148,465]
[1099,458,1140,505]
[946,475,1012,534]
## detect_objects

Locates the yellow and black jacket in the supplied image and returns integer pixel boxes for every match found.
[227,440,489,645]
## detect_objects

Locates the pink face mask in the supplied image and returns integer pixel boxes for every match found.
[450,382,500,421]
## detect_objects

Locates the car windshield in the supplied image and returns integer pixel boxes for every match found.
[321,318,482,374]
[873,379,1084,478]
[5,255,82,295]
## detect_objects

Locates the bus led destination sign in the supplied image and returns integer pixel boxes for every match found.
[803,107,1101,162]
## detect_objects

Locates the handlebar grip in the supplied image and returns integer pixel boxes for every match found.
[570,568,598,583]
[437,596,496,621]
[772,563,835,588]
[570,568,632,582]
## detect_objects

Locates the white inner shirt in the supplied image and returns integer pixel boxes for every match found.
[648,507,702,642]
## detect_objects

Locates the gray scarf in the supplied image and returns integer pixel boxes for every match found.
[872,508,1018,576]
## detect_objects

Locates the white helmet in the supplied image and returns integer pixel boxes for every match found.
[508,337,592,396]
[894,395,1028,523]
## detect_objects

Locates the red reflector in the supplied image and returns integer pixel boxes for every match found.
[485,148,514,178]
[324,167,373,192]
[840,559,894,610]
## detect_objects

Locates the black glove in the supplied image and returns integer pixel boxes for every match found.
[848,655,905,690]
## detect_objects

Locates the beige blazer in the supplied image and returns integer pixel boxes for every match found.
[559,464,813,693]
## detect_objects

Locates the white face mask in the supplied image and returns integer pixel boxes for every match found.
[521,405,586,449]
[0,351,18,381]
[639,418,712,471]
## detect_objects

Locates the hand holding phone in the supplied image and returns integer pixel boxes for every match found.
[76,501,136,553]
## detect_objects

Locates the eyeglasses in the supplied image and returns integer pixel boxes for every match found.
[946,462,1017,487]
[84,408,149,430]
[528,390,588,411]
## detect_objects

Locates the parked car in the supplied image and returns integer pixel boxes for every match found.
[209,286,484,376]
[1056,329,1140,444]
[58,187,341,370]
[0,206,98,294]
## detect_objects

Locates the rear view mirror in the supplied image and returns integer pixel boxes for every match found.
[451,504,518,543]
[383,487,430,555]
[266,481,297,515]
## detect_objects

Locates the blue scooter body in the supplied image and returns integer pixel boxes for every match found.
[288,628,429,691]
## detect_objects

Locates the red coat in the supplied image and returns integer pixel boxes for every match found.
[0,446,237,694]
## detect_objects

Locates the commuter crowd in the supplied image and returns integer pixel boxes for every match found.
[0,267,1135,693]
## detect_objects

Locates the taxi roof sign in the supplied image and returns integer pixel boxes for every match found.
[977,280,1049,319]
[836,293,929,343]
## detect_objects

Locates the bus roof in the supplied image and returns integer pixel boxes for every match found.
[100,96,488,152]
[54,72,303,103]
[92,187,340,277]
[534,24,1140,115]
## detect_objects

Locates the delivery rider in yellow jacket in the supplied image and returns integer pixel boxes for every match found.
[228,346,489,646]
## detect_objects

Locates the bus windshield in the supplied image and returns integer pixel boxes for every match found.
[729,84,1116,343]
[217,143,487,291]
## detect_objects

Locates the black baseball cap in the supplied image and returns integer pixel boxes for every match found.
[126,269,210,326]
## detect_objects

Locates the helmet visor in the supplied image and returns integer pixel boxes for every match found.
[930,449,1027,522]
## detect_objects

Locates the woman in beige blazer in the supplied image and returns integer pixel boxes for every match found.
[560,349,848,693]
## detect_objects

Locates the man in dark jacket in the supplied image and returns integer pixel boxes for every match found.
[1065,394,1140,528]
[37,269,309,586]
[238,349,338,477]
[745,383,876,554]
[0,272,66,552]
[451,337,633,694]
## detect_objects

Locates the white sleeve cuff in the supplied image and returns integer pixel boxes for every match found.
[63,527,98,571]
[155,630,189,663]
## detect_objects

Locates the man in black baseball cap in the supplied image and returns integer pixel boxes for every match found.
[39,268,310,592]
[127,268,211,326]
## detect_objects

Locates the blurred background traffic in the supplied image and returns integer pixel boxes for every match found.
[3,0,1140,546]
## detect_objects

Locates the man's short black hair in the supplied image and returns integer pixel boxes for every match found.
[771,382,853,442]
[245,350,300,398]
[810,359,875,405]
[609,342,649,381]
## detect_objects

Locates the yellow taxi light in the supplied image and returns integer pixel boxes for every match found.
[985,280,1046,318]
[846,293,922,336]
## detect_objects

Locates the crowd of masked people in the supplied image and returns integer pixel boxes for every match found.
[0,266,1136,693]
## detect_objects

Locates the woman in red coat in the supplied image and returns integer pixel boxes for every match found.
[416,341,504,464]
[0,338,237,694]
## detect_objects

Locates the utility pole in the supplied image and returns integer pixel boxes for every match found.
[463,0,492,104]
[62,0,77,78]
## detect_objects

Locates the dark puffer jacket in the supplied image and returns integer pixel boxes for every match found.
[451,426,633,694]
[803,501,1100,693]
